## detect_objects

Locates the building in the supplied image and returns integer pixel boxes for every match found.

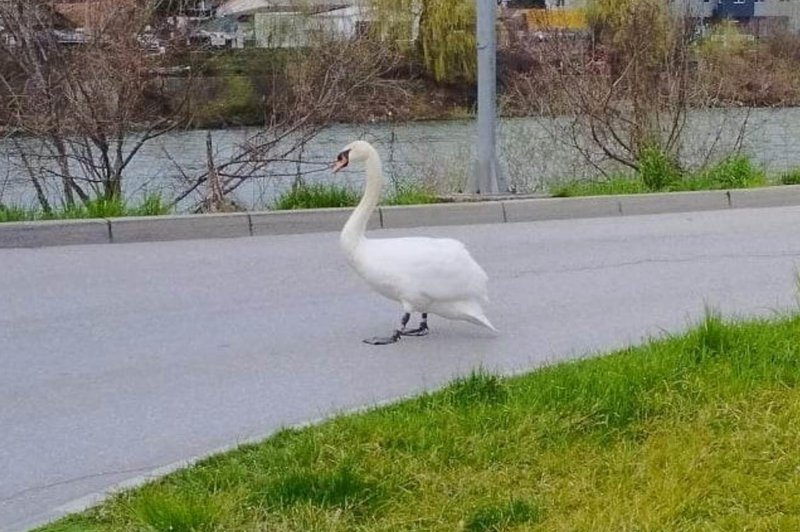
[204,0,420,49]
[513,0,800,35]
[681,0,800,35]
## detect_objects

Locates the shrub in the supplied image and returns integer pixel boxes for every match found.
[637,144,681,191]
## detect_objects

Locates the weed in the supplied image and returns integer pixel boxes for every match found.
[272,181,439,210]
[638,144,681,191]
[780,168,800,185]
[255,464,382,512]
[0,194,171,223]
[273,183,359,210]
[441,370,508,407]
[692,155,766,190]
[131,490,229,532]
[552,154,768,197]
[0,204,37,222]
[383,182,439,206]
[465,499,542,531]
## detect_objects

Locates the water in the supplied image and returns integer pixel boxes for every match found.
[2,107,799,211]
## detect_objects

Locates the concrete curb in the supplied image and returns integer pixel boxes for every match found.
[2,186,800,249]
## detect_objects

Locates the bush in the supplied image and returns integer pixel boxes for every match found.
[637,144,681,191]
[692,155,766,190]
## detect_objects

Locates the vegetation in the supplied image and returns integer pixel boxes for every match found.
[553,155,769,197]
[272,183,360,210]
[416,0,476,83]
[383,182,440,206]
[0,194,170,223]
[780,169,800,186]
[272,182,439,210]
[40,310,800,530]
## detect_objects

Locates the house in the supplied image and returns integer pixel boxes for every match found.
[681,0,800,35]
[46,0,167,50]
[507,0,799,36]
[192,14,250,47]
[210,0,419,48]
[51,0,137,33]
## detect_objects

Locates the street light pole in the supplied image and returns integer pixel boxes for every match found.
[469,0,506,195]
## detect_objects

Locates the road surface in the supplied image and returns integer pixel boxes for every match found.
[2,206,800,530]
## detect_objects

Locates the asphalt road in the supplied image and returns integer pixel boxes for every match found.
[3,206,800,530]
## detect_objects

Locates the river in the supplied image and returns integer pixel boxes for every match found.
[2,107,799,210]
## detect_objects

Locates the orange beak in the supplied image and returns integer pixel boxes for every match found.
[332,159,347,173]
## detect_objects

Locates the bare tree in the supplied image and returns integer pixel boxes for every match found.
[506,1,729,186]
[1,0,409,213]
[172,34,408,212]
[0,0,190,208]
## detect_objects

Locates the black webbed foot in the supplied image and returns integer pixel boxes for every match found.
[400,313,429,337]
[363,330,402,345]
[400,323,429,337]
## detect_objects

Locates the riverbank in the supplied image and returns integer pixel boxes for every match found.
[3,185,800,248]
[180,27,800,129]
[37,310,800,531]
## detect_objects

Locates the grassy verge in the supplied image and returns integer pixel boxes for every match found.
[272,182,440,210]
[41,311,800,531]
[553,155,773,198]
[0,194,170,223]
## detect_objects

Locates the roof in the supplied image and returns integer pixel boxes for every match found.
[217,0,356,16]
[51,0,137,29]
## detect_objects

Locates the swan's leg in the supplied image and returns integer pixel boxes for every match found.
[401,313,429,336]
[363,313,408,345]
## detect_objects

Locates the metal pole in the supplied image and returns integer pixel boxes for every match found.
[469,0,506,195]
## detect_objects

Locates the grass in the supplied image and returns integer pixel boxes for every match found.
[780,168,800,186]
[0,194,170,223]
[272,183,361,210]
[40,310,800,531]
[272,182,439,210]
[553,154,770,197]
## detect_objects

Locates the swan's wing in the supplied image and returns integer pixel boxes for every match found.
[360,237,489,304]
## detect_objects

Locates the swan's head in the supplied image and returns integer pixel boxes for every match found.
[332,140,373,173]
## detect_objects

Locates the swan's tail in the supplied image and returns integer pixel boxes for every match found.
[467,312,498,332]
[456,300,498,332]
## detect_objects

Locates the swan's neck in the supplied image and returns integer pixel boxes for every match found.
[341,147,382,255]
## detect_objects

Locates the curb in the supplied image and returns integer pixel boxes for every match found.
[2,186,800,249]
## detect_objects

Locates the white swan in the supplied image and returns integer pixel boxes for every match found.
[333,140,496,345]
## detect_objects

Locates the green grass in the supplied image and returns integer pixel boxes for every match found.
[780,168,800,185]
[383,183,440,206]
[553,155,770,197]
[272,182,439,210]
[272,183,361,210]
[0,194,171,223]
[41,310,800,531]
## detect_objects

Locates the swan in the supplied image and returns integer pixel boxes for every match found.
[332,140,496,345]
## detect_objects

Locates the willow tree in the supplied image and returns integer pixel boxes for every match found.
[367,0,419,51]
[417,0,476,83]
[370,0,475,84]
